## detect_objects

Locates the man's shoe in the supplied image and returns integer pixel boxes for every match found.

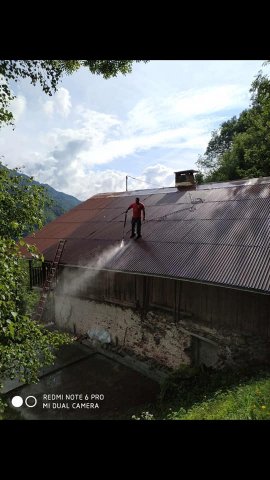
[130,234,135,238]
[136,235,142,239]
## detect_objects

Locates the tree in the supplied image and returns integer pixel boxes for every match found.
[0,60,146,127]
[194,172,204,184]
[197,111,253,181]
[0,163,70,412]
[197,65,270,182]
[0,163,51,237]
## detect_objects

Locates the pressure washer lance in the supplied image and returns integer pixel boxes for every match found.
[122,211,127,241]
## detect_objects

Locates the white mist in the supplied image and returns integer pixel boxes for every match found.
[59,242,127,297]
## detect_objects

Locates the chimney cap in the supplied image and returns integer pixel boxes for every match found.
[174,169,198,174]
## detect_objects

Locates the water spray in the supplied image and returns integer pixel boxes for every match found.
[60,243,125,297]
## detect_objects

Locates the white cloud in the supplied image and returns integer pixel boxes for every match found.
[162,85,248,119]
[26,158,175,201]
[122,84,248,137]
[43,87,71,117]
[37,120,208,174]
[78,125,204,166]
[127,164,175,191]
[67,164,174,200]
[43,100,54,117]
[126,99,159,134]
[10,95,26,121]
[1,61,261,202]
[7,82,250,200]
[143,164,174,186]
[55,88,72,117]
[30,165,127,200]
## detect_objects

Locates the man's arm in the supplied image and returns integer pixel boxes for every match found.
[125,204,133,213]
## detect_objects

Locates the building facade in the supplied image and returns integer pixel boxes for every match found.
[26,172,270,370]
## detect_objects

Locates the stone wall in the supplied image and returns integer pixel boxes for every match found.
[44,293,270,370]
[52,295,191,369]
[42,267,270,371]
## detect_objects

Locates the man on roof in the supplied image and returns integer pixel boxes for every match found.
[125,197,146,239]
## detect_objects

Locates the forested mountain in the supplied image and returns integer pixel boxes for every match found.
[0,164,81,224]
[40,181,81,223]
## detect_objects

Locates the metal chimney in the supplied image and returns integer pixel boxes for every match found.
[175,169,198,190]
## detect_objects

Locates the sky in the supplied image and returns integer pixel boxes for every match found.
[0,60,265,201]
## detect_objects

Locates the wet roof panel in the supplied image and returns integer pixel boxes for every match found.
[23,178,270,293]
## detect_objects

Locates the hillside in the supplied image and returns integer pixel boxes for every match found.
[41,182,81,223]
[0,164,81,223]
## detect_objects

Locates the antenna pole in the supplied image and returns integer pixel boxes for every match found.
[126,175,128,191]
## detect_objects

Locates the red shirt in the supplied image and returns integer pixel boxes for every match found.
[128,202,145,219]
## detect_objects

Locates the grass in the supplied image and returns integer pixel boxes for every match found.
[133,365,270,420]
[168,377,270,420]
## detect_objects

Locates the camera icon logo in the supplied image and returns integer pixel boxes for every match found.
[11,395,37,408]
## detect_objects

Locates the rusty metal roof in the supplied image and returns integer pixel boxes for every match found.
[23,177,270,293]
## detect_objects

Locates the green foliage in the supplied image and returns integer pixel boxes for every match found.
[39,180,80,224]
[22,287,40,316]
[197,64,270,182]
[133,365,270,420]
[0,60,146,127]
[194,171,205,184]
[0,163,50,237]
[0,237,70,384]
[0,59,143,412]
[82,60,135,79]
[0,164,71,411]
[42,182,80,221]
[132,411,155,420]
[2,165,81,226]
[167,377,270,420]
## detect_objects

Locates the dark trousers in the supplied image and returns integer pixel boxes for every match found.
[132,218,141,236]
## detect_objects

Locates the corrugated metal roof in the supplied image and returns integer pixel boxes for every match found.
[55,209,102,223]
[181,198,270,221]
[197,176,270,190]
[142,193,170,206]
[74,196,113,210]
[23,177,270,293]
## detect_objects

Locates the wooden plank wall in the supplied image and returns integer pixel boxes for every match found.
[58,267,270,338]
